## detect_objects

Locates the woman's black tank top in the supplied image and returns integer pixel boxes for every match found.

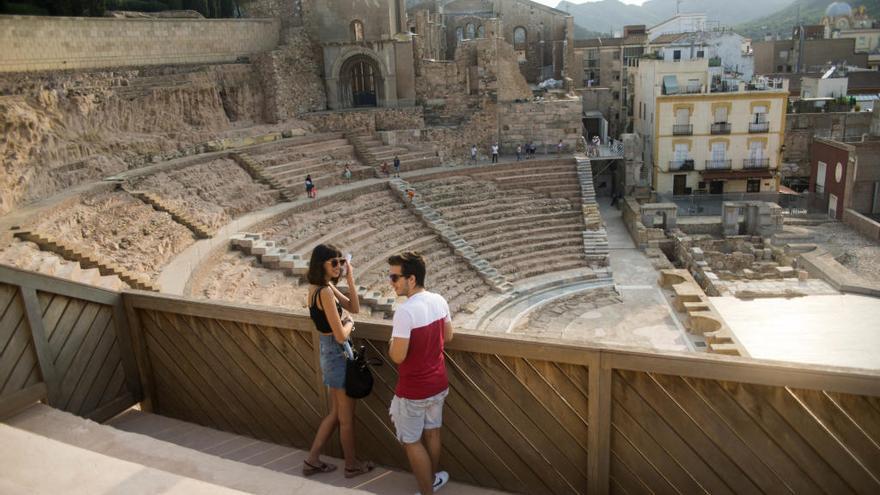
[309,286,343,334]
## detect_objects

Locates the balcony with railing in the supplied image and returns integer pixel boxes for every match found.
[743,158,771,169]
[749,121,770,133]
[711,122,731,135]
[705,159,732,170]
[672,124,693,136]
[669,159,695,171]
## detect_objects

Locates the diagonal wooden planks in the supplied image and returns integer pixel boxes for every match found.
[0,283,41,397]
[610,370,880,495]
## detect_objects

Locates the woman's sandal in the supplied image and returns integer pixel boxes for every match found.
[344,460,376,479]
[302,459,337,476]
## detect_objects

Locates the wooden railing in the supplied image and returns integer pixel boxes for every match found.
[3,267,880,494]
[0,265,141,421]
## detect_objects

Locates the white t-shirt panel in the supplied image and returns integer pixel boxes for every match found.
[391,291,451,339]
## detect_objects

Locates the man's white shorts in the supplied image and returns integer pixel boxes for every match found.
[389,388,449,444]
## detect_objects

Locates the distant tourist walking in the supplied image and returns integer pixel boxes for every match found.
[387,252,454,495]
[305,175,316,199]
[303,244,374,479]
[516,144,523,161]
[491,143,499,163]
[470,144,478,162]
[557,139,564,155]
[342,165,353,181]
[380,161,390,177]
[394,155,401,177]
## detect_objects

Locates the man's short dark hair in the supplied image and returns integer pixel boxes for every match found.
[388,251,426,287]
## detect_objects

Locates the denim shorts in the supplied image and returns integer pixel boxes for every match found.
[319,334,346,389]
[389,388,449,444]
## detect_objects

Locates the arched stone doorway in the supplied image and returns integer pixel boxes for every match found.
[339,55,383,108]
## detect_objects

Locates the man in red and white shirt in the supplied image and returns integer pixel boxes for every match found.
[388,252,454,495]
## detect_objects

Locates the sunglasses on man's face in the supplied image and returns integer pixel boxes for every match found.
[329,258,346,268]
[388,273,408,283]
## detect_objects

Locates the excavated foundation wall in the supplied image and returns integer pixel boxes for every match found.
[0,64,268,215]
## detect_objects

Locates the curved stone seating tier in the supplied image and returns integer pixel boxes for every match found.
[33,191,194,283]
[245,133,347,166]
[348,132,440,173]
[358,234,493,315]
[242,133,371,196]
[215,189,487,319]
[413,176,587,282]
[128,158,281,232]
[461,159,581,205]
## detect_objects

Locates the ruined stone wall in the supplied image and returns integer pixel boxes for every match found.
[0,16,280,73]
[497,99,582,154]
[300,107,425,132]
[0,64,270,216]
[492,0,569,82]
[253,27,327,121]
[784,111,873,178]
[621,197,667,248]
[412,10,446,65]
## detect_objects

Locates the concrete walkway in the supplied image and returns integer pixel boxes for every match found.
[4,404,506,495]
[559,198,692,351]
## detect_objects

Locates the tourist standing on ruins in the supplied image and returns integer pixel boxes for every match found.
[380,161,390,177]
[557,140,564,155]
[303,244,374,479]
[516,144,523,161]
[394,155,401,177]
[342,165,353,181]
[491,143,499,163]
[387,252,453,495]
[305,175,316,198]
[471,144,478,162]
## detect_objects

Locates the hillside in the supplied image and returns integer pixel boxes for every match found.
[556,0,792,37]
[736,0,880,40]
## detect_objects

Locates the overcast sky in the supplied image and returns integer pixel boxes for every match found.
[532,0,647,7]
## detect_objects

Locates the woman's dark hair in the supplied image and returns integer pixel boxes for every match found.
[387,251,426,287]
[307,243,343,286]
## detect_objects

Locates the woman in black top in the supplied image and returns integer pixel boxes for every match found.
[302,243,374,478]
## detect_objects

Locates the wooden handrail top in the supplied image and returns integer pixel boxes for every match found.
[122,288,880,397]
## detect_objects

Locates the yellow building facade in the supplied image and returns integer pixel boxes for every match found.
[635,59,788,196]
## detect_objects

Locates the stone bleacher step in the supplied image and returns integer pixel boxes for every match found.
[230,152,297,202]
[13,231,159,291]
[389,178,513,294]
[129,191,214,240]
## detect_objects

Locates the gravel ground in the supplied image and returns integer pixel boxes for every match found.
[793,221,880,283]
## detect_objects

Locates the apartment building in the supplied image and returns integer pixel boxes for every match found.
[572,25,647,135]
[634,58,789,196]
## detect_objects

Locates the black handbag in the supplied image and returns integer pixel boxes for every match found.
[344,343,381,399]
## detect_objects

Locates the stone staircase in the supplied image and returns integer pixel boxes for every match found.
[0,241,126,291]
[129,190,214,239]
[576,156,610,267]
[13,231,159,291]
[347,132,440,175]
[230,152,298,202]
[229,233,397,318]
[389,178,513,293]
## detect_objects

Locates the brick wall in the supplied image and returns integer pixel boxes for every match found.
[784,111,873,179]
[0,15,280,73]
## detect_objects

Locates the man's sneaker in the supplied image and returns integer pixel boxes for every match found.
[433,471,449,492]
[415,471,449,494]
